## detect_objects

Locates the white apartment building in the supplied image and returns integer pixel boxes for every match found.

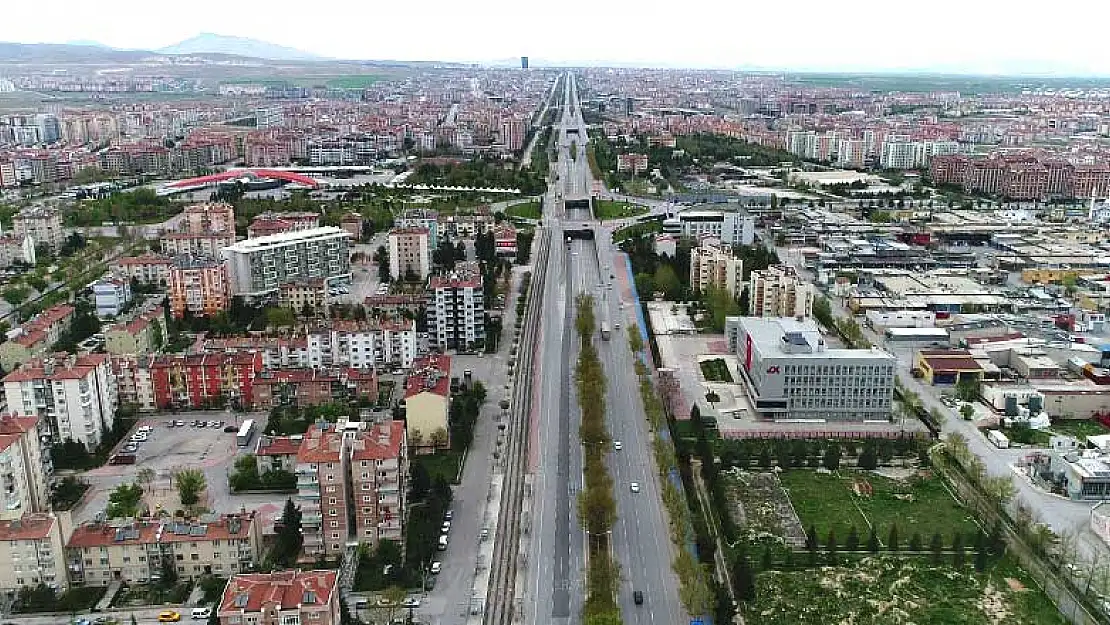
[255,106,285,129]
[306,320,418,369]
[732,317,896,421]
[427,264,484,351]
[749,265,814,318]
[161,232,236,257]
[0,415,51,519]
[222,227,352,298]
[387,227,431,281]
[12,207,64,250]
[92,278,132,318]
[880,138,960,170]
[662,207,755,247]
[396,209,440,248]
[689,239,744,298]
[2,354,117,450]
[0,514,67,593]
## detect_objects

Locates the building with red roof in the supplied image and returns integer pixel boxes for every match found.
[0,513,67,591]
[217,570,339,625]
[67,512,261,586]
[150,352,263,410]
[0,414,50,519]
[403,355,451,451]
[0,304,75,371]
[2,354,116,449]
[349,420,407,545]
[252,367,377,408]
[247,211,320,239]
[254,434,303,475]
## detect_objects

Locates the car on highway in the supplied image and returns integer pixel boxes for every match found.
[633,590,644,605]
[430,561,442,574]
[629,482,640,493]
[158,611,181,622]
[613,441,622,451]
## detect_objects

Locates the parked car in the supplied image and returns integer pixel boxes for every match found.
[430,561,442,574]
[158,611,181,623]
[190,607,211,620]
[223,425,238,433]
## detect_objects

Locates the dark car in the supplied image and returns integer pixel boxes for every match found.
[223,425,238,433]
[633,590,643,605]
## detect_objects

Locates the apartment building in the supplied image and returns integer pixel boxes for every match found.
[348,420,407,546]
[661,207,755,247]
[404,355,451,451]
[111,356,156,412]
[180,202,236,235]
[278,279,328,313]
[223,227,352,298]
[217,570,340,625]
[2,354,117,449]
[91,278,132,318]
[104,298,167,356]
[0,234,36,268]
[387,227,431,281]
[306,320,418,369]
[0,415,51,519]
[732,316,896,421]
[295,423,349,559]
[427,263,484,351]
[254,435,302,474]
[12,207,64,250]
[111,254,173,286]
[748,265,814,318]
[397,209,440,248]
[688,239,744,298]
[0,514,67,593]
[252,367,378,408]
[161,232,237,257]
[66,512,261,585]
[617,153,649,175]
[0,304,75,371]
[247,211,320,239]
[149,352,263,410]
[168,255,231,319]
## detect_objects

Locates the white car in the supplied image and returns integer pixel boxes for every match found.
[430,561,442,574]
[630,482,640,493]
[614,441,623,451]
[441,521,451,534]
[402,598,421,608]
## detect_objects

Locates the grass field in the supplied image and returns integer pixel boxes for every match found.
[699,358,733,382]
[1049,419,1110,442]
[324,75,385,89]
[746,556,1066,625]
[505,201,542,220]
[594,200,649,220]
[779,470,979,543]
[413,451,463,485]
[612,220,662,242]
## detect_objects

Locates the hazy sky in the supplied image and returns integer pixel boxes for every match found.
[10,0,1110,74]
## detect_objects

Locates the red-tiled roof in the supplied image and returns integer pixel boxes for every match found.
[3,353,108,383]
[67,521,160,548]
[114,254,172,266]
[0,514,56,542]
[404,355,451,399]
[964,332,1025,346]
[295,425,343,463]
[219,570,337,614]
[921,356,984,372]
[255,435,302,457]
[68,514,254,548]
[350,421,405,461]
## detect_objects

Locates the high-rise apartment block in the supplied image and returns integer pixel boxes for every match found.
[12,207,64,250]
[748,265,814,319]
[387,227,431,281]
[689,239,743,298]
[222,227,352,298]
[396,209,439,248]
[2,354,117,450]
[0,415,51,519]
[168,256,231,318]
[427,262,484,350]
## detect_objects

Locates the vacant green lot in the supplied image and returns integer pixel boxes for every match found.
[325,75,384,89]
[414,451,463,485]
[780,470,979,543]
[505,201,542,220]
[746,556,1066,625]
[1049,419,1110,442]
[612,220,661,242]
[594,200,649,220]
[699,358,733,382]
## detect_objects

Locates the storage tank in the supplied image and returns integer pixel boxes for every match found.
[1029,394,1044,414]
[1005,395,1019,417]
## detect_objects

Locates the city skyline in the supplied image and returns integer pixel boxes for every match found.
[7,0,1110,75]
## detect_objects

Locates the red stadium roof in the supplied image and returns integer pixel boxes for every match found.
[166,169,320,189]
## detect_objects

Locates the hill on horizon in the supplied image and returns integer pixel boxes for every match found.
[157,33,323,61]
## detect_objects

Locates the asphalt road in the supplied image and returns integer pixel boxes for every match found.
[525,72,686,625]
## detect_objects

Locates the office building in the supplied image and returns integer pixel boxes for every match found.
[662,207,755,246]
[387,227,431,281]
[67,512,261,585]
[2,354,117,450]
[689,239,743,298]
[91,278,132,318]
[13,207,64,250]
[168,256,231,319]
[0,514,67,592]
[427,263,484,351]
[732,317,896,421]
[748,265,814,318]
[521,56,529,69]
[217,570,340,625]
[0,415,51,519]
[223,227,352,298]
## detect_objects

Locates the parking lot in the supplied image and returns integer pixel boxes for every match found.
[75,412,288,526]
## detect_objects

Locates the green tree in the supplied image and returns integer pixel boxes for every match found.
[959,403,975,420]
[826,528,839,565]
[930,532,944,564]
[867,528,880,553]
[908,532,923,552]
[2,286,29,307]
[273,498,302,567]
[858,444,878,470]
[822,443,841,470]
[107,483,144,518]
[888,524,900,552]
[846,526,860,552]
[174,469,206,506]
[952,533,965,567]
[731,553,756,601]
[652,264,682,300]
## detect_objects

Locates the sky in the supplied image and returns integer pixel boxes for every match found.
[9,0,1110,75]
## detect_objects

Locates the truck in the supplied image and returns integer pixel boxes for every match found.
[600,321,611,340]
[236,419,256,448]
[986,429,1010,449]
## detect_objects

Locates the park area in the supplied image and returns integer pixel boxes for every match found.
[778,469,980,548]
[505,200,542,220]
[746,555,1067,625]
[593,199,648,220]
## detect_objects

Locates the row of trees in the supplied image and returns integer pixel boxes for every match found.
[228,455,296,492]
[105,468,206,518]
[573,295,621,625]
[407,159,547,195]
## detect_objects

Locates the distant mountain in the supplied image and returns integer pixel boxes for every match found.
[64,40,114,49]
[157,33,322,61]
[0,42,149,64]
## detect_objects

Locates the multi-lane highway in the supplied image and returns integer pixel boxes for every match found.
[524,72,687,625]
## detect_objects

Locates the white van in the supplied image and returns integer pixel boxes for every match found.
[192,607,212,620]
